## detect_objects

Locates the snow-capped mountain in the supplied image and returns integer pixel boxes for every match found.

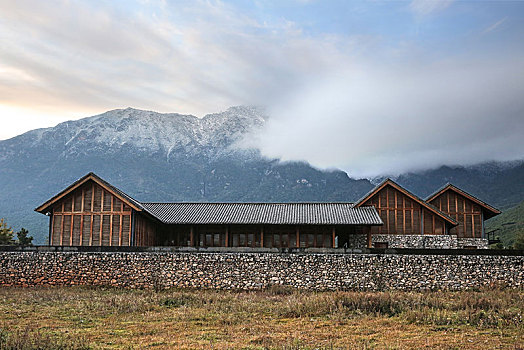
[2,106,266,159]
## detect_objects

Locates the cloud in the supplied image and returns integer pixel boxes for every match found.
[483,17,508,34]
[245,55,524,177]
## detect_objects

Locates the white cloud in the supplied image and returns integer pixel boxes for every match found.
[483,17,508,34]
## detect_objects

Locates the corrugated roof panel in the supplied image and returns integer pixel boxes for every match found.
[140,202,383,225]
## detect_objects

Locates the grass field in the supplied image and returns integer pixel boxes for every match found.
[0,286,522,349]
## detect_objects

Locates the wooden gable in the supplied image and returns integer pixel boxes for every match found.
[354,179,456,235]
[48,179,134,246]
[428,185,499,238]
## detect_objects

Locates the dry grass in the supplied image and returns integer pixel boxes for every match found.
[0,286,522,349]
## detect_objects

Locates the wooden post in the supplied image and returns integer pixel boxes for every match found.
[89,214,93,246]
[91,184,95,212]
[366,226,372,248]
[402,197,406,234]
[79,215,84,246]
[260,226,264,248]
[190,225,194,246]
[119,214,123,245]
[50,214,55,246]
[332,226,336,248]
[225,226,229,247]
[296,226,300,248]
[420,209,424,235]
[99,215,103,246]
[109,214,113,246]
[67,215,72,246]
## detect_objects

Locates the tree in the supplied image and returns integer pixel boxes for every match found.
[16,228,33,246]
[514,230,524,250]
[0,218,15,245]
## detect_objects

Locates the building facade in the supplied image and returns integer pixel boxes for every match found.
[36,173,500,249]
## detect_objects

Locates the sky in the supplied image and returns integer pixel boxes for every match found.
[0,0,523,177]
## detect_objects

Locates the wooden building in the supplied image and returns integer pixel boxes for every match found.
[353,179,457,236]
[35,173,500,248]
[35,173,383,248]
[426,184,501,239]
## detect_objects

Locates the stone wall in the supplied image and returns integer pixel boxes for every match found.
[0,252,522,291]
[457,238,489,249]
[369,235,488,249]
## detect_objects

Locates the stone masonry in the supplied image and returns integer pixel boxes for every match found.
[0,252,522,291]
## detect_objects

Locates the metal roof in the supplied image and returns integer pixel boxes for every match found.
[141,202,383,225]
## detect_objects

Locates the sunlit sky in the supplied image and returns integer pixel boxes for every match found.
[1,0,523,176]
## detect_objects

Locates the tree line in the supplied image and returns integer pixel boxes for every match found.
[0,218,33,246]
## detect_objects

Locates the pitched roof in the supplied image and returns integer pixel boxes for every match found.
[141,202,383,225]
[353,178,458,226]
[426,183,501,219]
[34,172,144,213]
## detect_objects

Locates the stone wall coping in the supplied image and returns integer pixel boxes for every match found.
[0,245,522,256]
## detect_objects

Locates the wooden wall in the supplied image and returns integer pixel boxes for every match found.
[50,181,132,246]
[134,214,157,246]
[363,185,447,235]
[429,190,482,238]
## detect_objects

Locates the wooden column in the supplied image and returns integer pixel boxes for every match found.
[50,214,55,246]
[190,225,194,246]
[99,215,103,246]
[260,226,264,248]
[89,214,93,246]
[119,214,123,245]
[69,215,73,246]
[296,226,300,248]
[366,226,372,248]
[225,226,229,247]
[332,226,336,248]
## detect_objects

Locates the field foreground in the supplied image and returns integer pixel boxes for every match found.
[0,287,522,349]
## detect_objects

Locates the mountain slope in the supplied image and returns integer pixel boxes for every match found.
[485,200,524,247]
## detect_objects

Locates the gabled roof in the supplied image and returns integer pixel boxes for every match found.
[141,202,383,225]
[354,178,458,226]
[426,183,501,219]
[35,172,144,213]
[35,173,383,226]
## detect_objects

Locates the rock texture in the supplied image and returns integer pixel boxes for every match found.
[0,252,521,290]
